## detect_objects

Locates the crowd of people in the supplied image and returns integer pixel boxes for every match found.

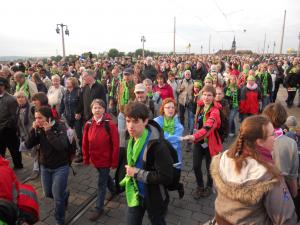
[0,53,299,225]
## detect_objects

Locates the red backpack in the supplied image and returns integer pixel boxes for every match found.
[0,157,39,224]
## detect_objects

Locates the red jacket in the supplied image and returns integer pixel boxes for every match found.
[153,84,174,100]
[82,113,119,168]
[239,85,261,115]
[193,100,222,156]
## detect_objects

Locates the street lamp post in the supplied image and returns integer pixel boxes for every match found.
[298,32,300,57]
[141,36,146,59]
[56,23,69,58]
[200,45,203,55]
[273,42,276,55]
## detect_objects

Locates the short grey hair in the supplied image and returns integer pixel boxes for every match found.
[83,69,95,77]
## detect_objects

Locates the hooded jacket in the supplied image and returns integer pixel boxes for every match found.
[210,151,297,225]
[117,120,173,216]
[193,100,222,156]
[82,113,119,168]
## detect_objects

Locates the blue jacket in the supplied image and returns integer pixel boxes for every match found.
[154,115,184,169]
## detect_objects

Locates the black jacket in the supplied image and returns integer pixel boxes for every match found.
[0,92,17,130]
[284,66,300,88]
[25,121,69,169]
[60,87,81,127]
[76,82,106,121]
[116,120,173,216]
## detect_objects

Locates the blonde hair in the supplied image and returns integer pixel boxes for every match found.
[51,74,60,81]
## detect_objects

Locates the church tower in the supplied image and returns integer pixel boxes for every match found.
[231,36,236,53]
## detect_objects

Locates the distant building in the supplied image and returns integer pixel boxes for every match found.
[216,36,252,55]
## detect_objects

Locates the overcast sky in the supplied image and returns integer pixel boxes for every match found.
[0,0,299,56]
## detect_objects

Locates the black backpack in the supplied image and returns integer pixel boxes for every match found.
[147,120,184,197]
[217,109,229,142]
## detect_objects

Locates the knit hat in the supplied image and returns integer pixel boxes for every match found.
[247,75,255,81]
[286,116,298,127]
[0,77,8,88]
[194,80,202,89]
[204,75,213,81]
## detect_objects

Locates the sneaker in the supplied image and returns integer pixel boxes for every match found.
[229,133,235,137]
[201,187,212,197]
[192,187,204,200]
[28,171,40,180]
[88,209,103,221]
[73,156,83,164]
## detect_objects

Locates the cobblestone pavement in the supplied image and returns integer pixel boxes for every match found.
[11,87,299,225]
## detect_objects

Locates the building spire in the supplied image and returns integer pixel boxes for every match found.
[232,36,236,53]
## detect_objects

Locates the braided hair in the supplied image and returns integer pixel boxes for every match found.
[227,115,281,179]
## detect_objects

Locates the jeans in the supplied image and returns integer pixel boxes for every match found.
[193,142,212,188]
[240,113,254,122]
[127,197,166,225]
[262,95,270,110]
[228,108,238,134]
[73,119,83,156]
[179,104,194,134]
[118,112,126,134]
[41,165,69,225]
[96,168,116,212]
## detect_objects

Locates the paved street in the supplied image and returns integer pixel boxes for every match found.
[12,87,300,225]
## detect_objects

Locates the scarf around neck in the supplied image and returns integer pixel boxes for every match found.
[246,82,258,90]
[163,117,175,135]
[225,84,238,108]
[121,80,131,105]
[120,128,149,207]
[256,145,273,164]
[16,80,29,97]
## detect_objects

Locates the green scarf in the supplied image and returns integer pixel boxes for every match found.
[121,81,131,105]
[202,103,212,143]
[0,220,7,225]
[260,72,268,96]
[225,85,238,108]
[120,128,149,207]
[147,91,153,98]
[109,78,116,97]
[243,69,249,75]
[16,79,29,97]
[163,117,175,135]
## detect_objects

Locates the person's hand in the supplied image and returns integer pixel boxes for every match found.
[125,165,138,177]
[181,135,195,142]
[42,119,53,131]
[32,121,38,129]
[75,113,81,120]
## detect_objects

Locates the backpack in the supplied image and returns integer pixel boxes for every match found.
[86,118,112,145]
[217,108,229,142]
[146,120,184,197]
[115,120,184,198]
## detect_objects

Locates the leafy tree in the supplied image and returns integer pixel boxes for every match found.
[108,48,119,58]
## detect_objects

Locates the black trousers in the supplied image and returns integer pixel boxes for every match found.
[192,142,212,188]
[0,128,23,168]
[272,78,283,102]
[286,91,297,107]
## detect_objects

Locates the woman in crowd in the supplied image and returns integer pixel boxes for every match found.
[154,98,184,197]
[153,73,174,101]
[210,115,297,224]
[32,72,48,93]
[47,74,65,116]
[225,75,240,137]
[182,85,222,199]
[82,99,119,221]
[25,106,70,225]
[60,77,83,163]
[239,75,262,121]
